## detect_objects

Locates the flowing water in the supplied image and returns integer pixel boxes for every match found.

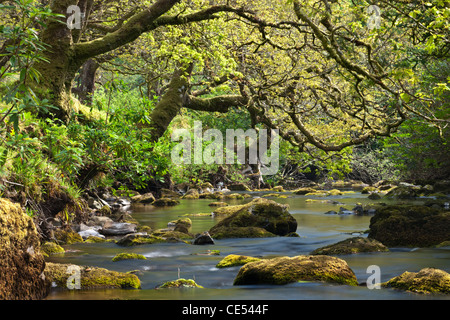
[45,191,450,300]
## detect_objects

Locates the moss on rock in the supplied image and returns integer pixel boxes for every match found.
[41,242,65,256]
[53,228,84,245]
[368,205,450,247]
[382,268,450,294]
[116,233,167,246]
[112,253,147,262]
[233,255,358,286]
[0,198,48,299]
[216,254,261,268]
[44,262,141,289]
[310,237,389,255]
[157,278,204,289]
[292,187,318,195]
[209,198,297,238]
[152,198,180,207]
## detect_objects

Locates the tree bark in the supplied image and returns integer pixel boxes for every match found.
[71,59,99,106]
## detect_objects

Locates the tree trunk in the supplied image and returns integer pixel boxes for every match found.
[72,59,99,106]
[33,0,85,121]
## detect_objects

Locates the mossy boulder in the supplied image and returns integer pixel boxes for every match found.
[228,183,251,191]
[382,268,450,294]
[0,198,48,299]
[54,228,84,245]
[181,189,199,200]
[271,186,285,192]
[368,205,450,247]
[384,185,421,199]
[131,192,155,204]
[293,187,318,195]
[44,262,141,289]
[216,254,261,268]
[160,188,181,198]
[208,201,228,207]
[41,241,65,256]
[152,198,180,207]
[112,253,147,262]
[310,237,389,255]
[210,226,277,239]
[168,218,192,234]
[233,255,358,286]
[361,186,378,194]
[157,278,203,289]
[209,198,297,238]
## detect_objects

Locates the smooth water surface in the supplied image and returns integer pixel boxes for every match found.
[45,191,450,300]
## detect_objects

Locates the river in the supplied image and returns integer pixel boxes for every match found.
[45,190,450,300]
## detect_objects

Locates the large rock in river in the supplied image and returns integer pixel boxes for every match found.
[209,198,297,239]
[0,198,48,299]
[368,205,450,247]
[310,237,389,255]
[382,268,450,294]
[233,255,358,286]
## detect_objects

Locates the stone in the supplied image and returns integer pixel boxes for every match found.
[116,233,166,246]
[383,268,450,294]
[368,193,382,200]
[160,188,181,198]
[100,221,137,236]
[208,202,228,207]
[368,205,450,247]
[44,262,140,289]
[310,237,389,255]
[216,254,261,268]
[53,228,84,245]
[292,187,317,195]
[152,198,180,207]
[131,192,155,204]
[0,198,48,299]
[181,189,199,200]
[193,232,215,245]
[209,198,297,238]
[384,185,421,199]
[41,242,65,256]
[167,218,192,234]
[157,278,203,289]
[112,253,147,262]
[233,255,358,286]
[228,183,251,191]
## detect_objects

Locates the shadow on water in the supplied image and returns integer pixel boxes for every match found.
[45,191,450,300]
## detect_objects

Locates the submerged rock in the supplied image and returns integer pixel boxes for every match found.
[208,201,228,207]
[383,268,450,294]
[157,278,203,289]
[0,198,48,299]
[292,187,317,195]
[152,198,180,207]
[116,233,166,246]
[44,262,140,289]
[310,237,389,255]
[216,254,261,268]
[368,205,450,247]
[233,255,358,286]
[112,253,147,262]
